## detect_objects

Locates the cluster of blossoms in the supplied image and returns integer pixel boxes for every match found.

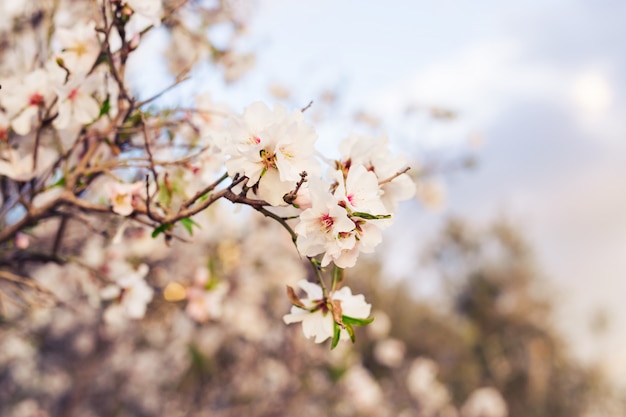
[0,0,415,348]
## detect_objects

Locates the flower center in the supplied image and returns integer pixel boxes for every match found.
[319,213,334,232]
[73,42,88,57]
[29,93,44,106]
[68,88,79,101]
[260,149,277,170]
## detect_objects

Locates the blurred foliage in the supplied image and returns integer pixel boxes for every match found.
[1,217,623,417]
[353,218,619,417]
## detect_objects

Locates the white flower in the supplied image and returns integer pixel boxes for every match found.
[339,134,415,212]
[223,101,319,206]
[335,164,388,215]
[333,164,390,256]
[294,178,356,267]
[105,181,143,216]
[53,75,101,130]
[101,263,154,323]
[1,69,56,135]
[55,21,101,74]
[294,165,392,269]
[125,0,163,34]
[283,280,371,344]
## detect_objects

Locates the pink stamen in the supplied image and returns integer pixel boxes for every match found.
[68,88,79,101]
[319,213,334,232]
[29,93,44,106]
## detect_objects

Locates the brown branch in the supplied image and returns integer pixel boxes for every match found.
[182,172,229,209]
[378,166,411,186]
[140,114,160,194]
[301,100,313,113]
[136,74,191,108]
[51,215,68,255]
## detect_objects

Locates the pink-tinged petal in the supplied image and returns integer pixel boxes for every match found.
[331,247,359,269]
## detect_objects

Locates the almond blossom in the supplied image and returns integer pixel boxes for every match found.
[105,181,144,216]
[283,280,371,344]
[339,134,415,212]
[1,69,56,135]
[100,263,154,324]
[294,178,356,268]
[125,0,163,35]
[223,101,319,206]
[53,74,101,130]
[54,20,101,74]
[294,165,393,269]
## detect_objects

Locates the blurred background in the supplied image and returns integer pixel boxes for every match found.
[2,0,626,416]
[220,0,626,383]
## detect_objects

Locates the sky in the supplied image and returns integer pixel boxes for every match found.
[232,0,626,383]
[131,0,626,383]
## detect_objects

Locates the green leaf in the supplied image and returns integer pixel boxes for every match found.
[94,52,109,67]
[351,212,391,220]
[342,315,375,326]
[331,321,341,350]
[99,97,111,117]
[180,217,201,236]
[345,323,355,343]
[151,223,173,238]
[49,176,66,188]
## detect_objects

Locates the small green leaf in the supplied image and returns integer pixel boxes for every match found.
[151,223,173,238]
[180,217,201,236]
[331,321,341,350]
[351,212,391,220]
[342,315,375,326]
[345,323,355,343]
[50,176,66,188]
[99,97,111,117]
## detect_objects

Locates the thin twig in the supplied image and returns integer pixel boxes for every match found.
[301,100,313,113]
[136,75,191,108]
[378,166,411,186]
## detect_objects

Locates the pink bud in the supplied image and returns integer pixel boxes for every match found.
[293,188,312,209]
